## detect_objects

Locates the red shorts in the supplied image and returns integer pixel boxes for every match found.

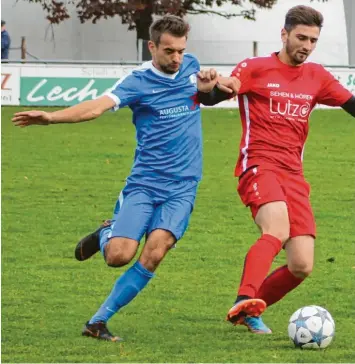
[237,165,316,238]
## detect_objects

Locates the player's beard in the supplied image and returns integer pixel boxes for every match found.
[286,40,309,66]
[160,62,180,74]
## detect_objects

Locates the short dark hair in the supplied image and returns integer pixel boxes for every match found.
[149,15,190,45]
[1,20,5,26]
[284,5,323,32]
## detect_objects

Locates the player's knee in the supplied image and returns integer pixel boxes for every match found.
[106,253,132,267]
[264,229,289,244]
[105,242,135,267]
[259,220,290,243]
[288,262,313,279]
[276,230,290,244]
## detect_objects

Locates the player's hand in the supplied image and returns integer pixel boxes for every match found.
[216,76,241,95]
[12,110,53,127]
[197,68,219,93]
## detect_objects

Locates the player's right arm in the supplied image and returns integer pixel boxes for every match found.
[12,71,142,127]
[12,96,116,127]
[197,72,241,105]
[197,58,254,106]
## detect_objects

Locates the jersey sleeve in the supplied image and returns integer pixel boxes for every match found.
[183,53,200,80]
[188,53,201,73]
[194,57,201,73]
[316,66,353,107]
[230,58,253,94]
[105,72,142,110]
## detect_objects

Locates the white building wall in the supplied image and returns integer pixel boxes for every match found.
[187,0,348,65]
[343,0,355,64]
[1,0,349,65]
[1,1,137,62]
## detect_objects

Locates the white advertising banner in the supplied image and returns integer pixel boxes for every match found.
[327,67,355,94]
[1,63,354,107]
[1,66,21,105]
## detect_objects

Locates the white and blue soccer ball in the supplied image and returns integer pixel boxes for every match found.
[288,305,335,349]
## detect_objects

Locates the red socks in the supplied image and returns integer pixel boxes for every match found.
[238,234,282,298]
[256,265,304,306]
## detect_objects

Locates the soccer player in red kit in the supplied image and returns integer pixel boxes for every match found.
[201,5,355,334]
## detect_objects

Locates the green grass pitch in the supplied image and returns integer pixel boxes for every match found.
[1,106,355,362]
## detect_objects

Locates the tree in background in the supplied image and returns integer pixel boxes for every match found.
[22,0,327,60]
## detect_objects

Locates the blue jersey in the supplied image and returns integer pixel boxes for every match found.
[106,54,202,183]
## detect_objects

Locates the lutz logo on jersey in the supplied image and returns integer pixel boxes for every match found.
[269,91,313,121]
[269,99,311,120]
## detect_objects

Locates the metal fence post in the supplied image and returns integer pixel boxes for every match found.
[253,41,258,57]
[21,37,26,62]
[137,38,143,63]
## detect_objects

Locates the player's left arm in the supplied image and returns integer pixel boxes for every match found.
[316,65,354,117]
[341,95,355,117]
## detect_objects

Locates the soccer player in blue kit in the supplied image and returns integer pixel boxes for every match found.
[12,15,240,341]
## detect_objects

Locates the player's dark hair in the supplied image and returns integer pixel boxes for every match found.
[284,5,323,32]
[149,15,190,45]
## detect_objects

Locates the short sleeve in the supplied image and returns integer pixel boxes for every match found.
[230,59,253,94]
[191,55,200,73]
[316,66,352,107]
[184,53,200,74]
[105,72,142,110]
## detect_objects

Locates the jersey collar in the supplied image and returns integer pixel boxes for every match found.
[146,61,180,79]
[273,52,304,72]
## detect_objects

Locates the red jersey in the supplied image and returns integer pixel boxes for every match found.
[232,52,352,176]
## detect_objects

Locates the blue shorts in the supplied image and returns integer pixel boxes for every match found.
[108,179,198,242]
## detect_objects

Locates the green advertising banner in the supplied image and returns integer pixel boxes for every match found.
[20,77,119,106]
[17,67,355,108]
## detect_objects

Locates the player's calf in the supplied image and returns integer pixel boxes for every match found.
[139,229,176,272]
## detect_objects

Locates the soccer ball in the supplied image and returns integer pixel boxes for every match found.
[288,305,335,349]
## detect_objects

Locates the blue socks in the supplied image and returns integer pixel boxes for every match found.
[99,226,111,256]
[89,261,155,324]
